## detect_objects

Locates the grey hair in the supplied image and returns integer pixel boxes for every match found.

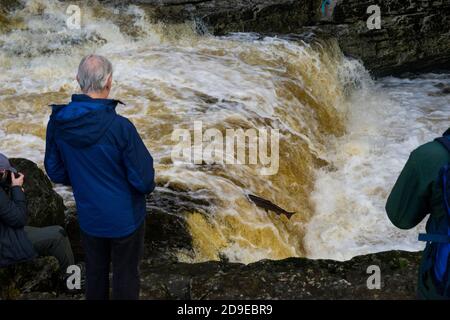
[77,54,113,93]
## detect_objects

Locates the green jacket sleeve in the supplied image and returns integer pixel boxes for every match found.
[386,152,431,229]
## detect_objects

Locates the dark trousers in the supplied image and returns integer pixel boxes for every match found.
[25,225,75,272]
[80,223,145,300]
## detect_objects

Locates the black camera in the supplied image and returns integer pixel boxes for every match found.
[4,170,20,186]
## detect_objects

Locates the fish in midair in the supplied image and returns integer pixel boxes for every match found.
[247,194,296,219]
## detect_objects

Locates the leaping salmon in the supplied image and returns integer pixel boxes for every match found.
[247,194,296,219]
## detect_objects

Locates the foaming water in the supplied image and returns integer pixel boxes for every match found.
[305,73,450,260]
[0,0,448,263]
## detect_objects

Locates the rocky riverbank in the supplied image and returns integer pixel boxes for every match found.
[137,250,420,300]
[0,159,421,300]
[14,250,422,300]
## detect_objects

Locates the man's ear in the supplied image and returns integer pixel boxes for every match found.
[106,74,112,90]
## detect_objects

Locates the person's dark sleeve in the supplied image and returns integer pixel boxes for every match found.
[122,119,155,194]
[386,153,430,229]
[44,118,71,186]
[0,186,28,228]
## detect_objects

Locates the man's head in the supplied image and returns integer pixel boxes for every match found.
[76,54,113,99]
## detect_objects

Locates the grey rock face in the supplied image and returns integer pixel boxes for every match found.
[331,0,450,76]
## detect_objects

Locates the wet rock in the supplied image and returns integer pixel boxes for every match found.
[428,84,450,96]
[434,83,448,89]
[0,0,22,32]
[139,250,421,299]
[144,185,219,262]
[9,158,66,227]
[145,211,193,264]
[146,186,212,216]
[437,86,450,95]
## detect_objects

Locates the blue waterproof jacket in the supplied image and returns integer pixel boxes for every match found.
[45,94,155,238]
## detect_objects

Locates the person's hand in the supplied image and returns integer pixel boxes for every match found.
[11,172,24,187]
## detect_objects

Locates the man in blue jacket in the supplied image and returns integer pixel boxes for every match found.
[45,54,155,300]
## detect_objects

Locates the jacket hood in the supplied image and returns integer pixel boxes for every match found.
[50,94,124,148]
[444,128,450,136]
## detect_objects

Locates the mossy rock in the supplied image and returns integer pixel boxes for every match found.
[0,257,61,300]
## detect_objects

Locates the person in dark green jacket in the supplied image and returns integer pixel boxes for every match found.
[386,128,450,299]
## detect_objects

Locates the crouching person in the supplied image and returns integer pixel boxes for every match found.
[0,153,75,274]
